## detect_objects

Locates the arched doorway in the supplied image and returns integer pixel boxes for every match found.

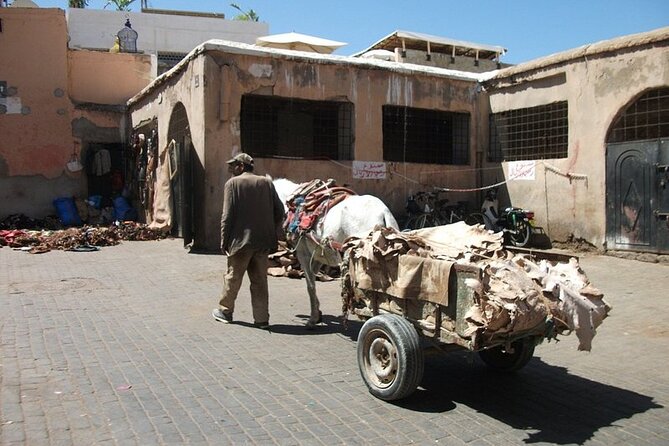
[605,87,669,253]
[167,103,197,247]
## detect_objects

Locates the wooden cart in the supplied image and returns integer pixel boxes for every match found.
[343,251,567,401]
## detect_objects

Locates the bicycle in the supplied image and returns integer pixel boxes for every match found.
[403,190,467,230]
[403,192,439,230]
[433,190,467,224]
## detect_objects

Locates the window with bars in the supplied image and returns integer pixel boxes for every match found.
[608,87,669,143]
[488,101,568,161]
[382,106,469,165]
[157,52,187,75]
[240,95,353,160]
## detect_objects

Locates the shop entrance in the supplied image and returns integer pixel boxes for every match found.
[605,88,669,253]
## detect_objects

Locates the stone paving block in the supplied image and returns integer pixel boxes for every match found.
[49,438,76,446]
[2,240,669,445]
[0,422,25,444]
[24,427,50,443]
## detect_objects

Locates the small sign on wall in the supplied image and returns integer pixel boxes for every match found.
[508,160,536,180]
[352,161,387,180]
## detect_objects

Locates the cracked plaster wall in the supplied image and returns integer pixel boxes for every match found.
[485,43,669,247]
[184,52,483,250]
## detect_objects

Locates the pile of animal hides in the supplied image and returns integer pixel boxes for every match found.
[341,221,611,351]
[0,221,168,254]
[268,241,338,282]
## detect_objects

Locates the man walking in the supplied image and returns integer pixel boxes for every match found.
[212,153,285,328]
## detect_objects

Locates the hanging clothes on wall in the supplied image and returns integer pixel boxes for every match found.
[93,149,112,176]
[148,139,175,231]
[86,145,115,200]
[143,133,158,223]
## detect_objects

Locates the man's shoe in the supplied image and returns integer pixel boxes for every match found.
[212,308,233,323]
[254,321,270,330]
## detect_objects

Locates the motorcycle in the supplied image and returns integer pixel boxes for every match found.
[497,206,535,247]
[465,190,536,247]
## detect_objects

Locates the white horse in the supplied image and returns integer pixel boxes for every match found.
[273,178,399,328]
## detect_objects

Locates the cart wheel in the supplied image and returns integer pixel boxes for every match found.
[478,337,535,372]
[357,314,424,401]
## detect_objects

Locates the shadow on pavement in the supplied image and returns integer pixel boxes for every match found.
[261,314,363,336]
[396,353,662,445]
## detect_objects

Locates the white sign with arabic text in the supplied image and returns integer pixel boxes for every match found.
[508,160,536,181]
[352,161,387,180]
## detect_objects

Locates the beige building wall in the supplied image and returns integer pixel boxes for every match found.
[0,8,79,217]
[401,49,503,73]
[69,50,154,105]
[0,7,157,219]
[66,7,268,54]
[129,46,485,250]
[484,29,669,248]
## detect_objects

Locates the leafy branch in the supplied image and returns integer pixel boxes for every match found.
[230,3,259,21]
[104,0,136,11]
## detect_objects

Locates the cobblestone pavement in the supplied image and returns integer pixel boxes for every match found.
[1,238,668,445]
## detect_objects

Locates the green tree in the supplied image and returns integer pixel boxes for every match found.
[104,0,135,11]
[230,3,259,21]
[69,0,88,7]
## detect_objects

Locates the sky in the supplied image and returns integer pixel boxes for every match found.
[26,0,669,64]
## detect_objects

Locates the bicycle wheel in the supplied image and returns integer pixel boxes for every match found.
[402,215,418,231]
[453,204,468,223]
[449,208,465,223]
[415,213,439,229]
[465,213,485,226]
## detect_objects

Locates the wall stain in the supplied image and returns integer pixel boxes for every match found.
[292,64,319,88]
[71,117,120,142]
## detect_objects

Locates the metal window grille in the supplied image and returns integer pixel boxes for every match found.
[382,105,470,165]
[157,52,187,75]
[608,87,669,143]
[489,101,568,161]
[240,95,353,160]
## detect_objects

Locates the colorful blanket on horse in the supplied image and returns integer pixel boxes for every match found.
[284,179,356,236]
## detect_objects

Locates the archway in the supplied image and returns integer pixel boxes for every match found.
[605,87,669,253]
[167,102,199,247]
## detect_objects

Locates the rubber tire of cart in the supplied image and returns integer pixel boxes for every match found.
[478,337,536,372]
[357,314,424,401]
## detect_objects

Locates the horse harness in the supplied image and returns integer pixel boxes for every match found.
[283,179,356,253]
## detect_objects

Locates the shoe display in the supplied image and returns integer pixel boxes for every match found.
[212,308,233,323]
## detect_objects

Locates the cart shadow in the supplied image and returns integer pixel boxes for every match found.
[396,352,662,445]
